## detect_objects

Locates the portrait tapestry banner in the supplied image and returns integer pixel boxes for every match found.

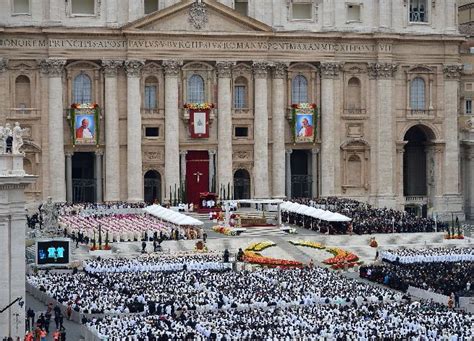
[291,103,317,143]
[68,103,100,146]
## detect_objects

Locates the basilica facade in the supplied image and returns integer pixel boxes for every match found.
[0,0,469,219]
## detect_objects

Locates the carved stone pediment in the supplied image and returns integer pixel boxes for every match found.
[123,0,272,33]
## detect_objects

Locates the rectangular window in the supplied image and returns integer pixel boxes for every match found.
[466,100,472,114]
[292,3,312,20]
[235,127,249,137]
[235,0,248,16]
[234,85,246,109]
[347,4,361,22]
[144,0,159,14]
[71,0,95,15]
[12,0,30,14]
[144,85,157,109]
[145,127,159,137]
[409,0,427,23]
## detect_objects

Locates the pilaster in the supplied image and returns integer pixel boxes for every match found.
[272,62,287,199]
[163,60,182,203]
[125,60,144,202]
[252,61,270,198]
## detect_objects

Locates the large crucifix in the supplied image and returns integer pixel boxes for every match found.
[193,171,203,183]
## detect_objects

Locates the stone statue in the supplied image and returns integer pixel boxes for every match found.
[41,197,58,233]
[0,126,5,153]
[12,122,25,154]
[4,123,12,153]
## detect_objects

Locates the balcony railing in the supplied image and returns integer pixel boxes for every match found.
[404,196,428,205]
[343,108,366,115]
[6,108,40,117]
[407,109,435,119]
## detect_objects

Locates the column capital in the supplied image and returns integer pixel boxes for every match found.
[95,150,104,156]
[367,62,398,79]
[443,64,463,80]
[252,61,271,79]
[208,149,217,155]
[0,58,8,73]
[65,151,74,157]
[179,150,188,156]
[163,60,183,77]
[102,60,123,77]
[39,58,67,77]
[124,59,145,78]
[311,148,320,155]
[286,148,293,155]
[272,62,288,79]
[319,62,342,79]
[396,140,408,153]
[216,61,235,78]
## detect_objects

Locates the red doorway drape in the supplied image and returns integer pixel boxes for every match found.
[186,151,209,205]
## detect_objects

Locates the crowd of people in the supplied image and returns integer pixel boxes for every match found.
[284,197,447,235]
[380,247,474,264]
[27,254,473,339]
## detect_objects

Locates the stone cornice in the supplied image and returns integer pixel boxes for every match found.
[124,59,145,78]
[216,61,235,78]
[162,60,182,77]
[39,58,66,77]
[252,61,271,78]
[443,64,463,80]
[102,59,123,77]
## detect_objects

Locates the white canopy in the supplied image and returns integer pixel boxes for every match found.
[144,205,204,226]
[280,201,351,222]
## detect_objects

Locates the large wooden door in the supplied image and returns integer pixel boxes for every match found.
[186,151,209,205]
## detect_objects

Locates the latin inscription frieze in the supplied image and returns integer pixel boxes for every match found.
[0,37,392,54]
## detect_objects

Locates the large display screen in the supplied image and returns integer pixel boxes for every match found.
[36,240,70,266]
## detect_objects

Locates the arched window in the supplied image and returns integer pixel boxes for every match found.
[15,75,31,108]
[410,77,425,110]
[233,76,248,109]
[292,75,308,104]
[144,76,158,109]
[347,77,361,110]
[187,74,205,103]
[73,73,92,104]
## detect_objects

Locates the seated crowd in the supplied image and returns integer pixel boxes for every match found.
[28,255,473,339]
[360,247,473,296]
[283,197,446,235]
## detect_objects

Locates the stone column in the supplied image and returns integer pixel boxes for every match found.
[95,151,103,202]
[125,60,145,202]
[163,60,182,203]
[253,61,270,198]
[208,149,216,192]
[285,149,292,198]
[102,60,122,202]
[369,62,398,208]
[180,150,187,187]
[65,152,73,202]
[466,145,474,219]
[40,58,66,202]
[443,65,463,196]
[395,142,407,198]
[216,62,234,191]
[320,62,340,197]
[311,148,319,198]
[272,63,287,198]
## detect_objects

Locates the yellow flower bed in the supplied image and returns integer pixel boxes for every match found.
[245,241,276,252]
[289,240,325,249]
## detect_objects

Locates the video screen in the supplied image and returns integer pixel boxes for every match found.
[36,240,70,265]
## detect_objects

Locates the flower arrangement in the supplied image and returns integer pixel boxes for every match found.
[243,251,303,267]
[71,103,99,109]
[184,103,215,110]
[291,103,317,110]
[323,248,360,269]
[245,241,276,252]
[289,240,325,249]
[195,241,209,252]
[212,225,237,236]
[369,237,378,248]
[444,234,465,240]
